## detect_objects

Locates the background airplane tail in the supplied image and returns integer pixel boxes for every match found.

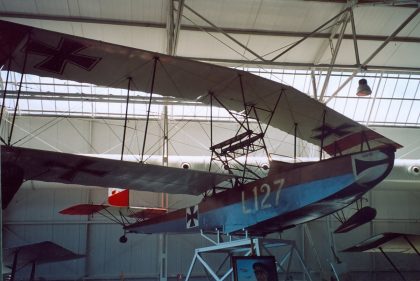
[108,188,129,207]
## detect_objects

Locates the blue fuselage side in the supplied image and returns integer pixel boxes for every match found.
[125,148,394,235]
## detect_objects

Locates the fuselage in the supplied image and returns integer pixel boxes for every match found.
[125,148,395,235]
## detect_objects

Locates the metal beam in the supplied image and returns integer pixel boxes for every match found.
[311,4,348,67]
[349,7,361,65]
[3,12,419,43]
[324,7,420,103]
[319,10,350,100]
[166,0,175,55]
[181,57,420,73]
[311,70,318,99]
[271,8,350,62]
[172,0,185,56]
[183,4,266,61]
[304,0,419,8]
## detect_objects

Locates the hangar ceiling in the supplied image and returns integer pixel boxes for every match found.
[0,0,419,71]
[0,1,419,127]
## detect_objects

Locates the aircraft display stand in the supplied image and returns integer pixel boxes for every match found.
[185,231,313,281]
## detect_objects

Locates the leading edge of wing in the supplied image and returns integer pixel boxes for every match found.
[1,145,233,195]
[0,20,401,155]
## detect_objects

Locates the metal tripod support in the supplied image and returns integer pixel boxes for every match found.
[185,232,313,281]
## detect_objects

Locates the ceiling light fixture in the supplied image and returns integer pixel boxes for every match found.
[356,78,372,97]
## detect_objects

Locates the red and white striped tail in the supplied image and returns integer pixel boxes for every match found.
[108,188,129,207]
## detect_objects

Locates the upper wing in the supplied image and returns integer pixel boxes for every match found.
[1,145,232,195]
[341,232,420,254]
[0,20,401,155]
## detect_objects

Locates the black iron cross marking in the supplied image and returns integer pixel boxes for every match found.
[25,38,101,75]
[312,123,353,140]
[186,205,199,228]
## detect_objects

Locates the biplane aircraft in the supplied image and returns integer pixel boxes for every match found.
[0,20,402,241]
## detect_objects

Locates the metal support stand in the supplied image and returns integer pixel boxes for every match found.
[185,235,313,281]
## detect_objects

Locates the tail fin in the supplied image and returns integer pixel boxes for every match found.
[108,188,129,207]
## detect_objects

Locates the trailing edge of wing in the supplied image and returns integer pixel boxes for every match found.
[0,20,401,155]
[341,232,420,254]
[1,145,232,195]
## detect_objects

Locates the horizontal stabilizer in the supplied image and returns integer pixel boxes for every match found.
[59,204,107,215]
[60,203,167,220]
[334,206,377,233]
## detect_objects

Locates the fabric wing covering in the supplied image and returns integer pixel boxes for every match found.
[0,20,401,155]
[1,146,232,195]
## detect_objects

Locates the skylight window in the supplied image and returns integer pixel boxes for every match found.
[1,70,419,127]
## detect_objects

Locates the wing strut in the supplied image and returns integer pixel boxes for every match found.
[294,122,297,159]
[211,93,248,132]
[403,235,420,257]
[121,77,132,159]
[0,58,11,145]
[378,247,407,281]
[141,57,159,163]
[8,35,30,146]
[319,109,326,161]
[263,89,284,136]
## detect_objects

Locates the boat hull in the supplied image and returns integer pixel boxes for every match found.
[125,148,395,235]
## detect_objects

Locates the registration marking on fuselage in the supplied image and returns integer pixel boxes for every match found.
[241,178,285,214]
